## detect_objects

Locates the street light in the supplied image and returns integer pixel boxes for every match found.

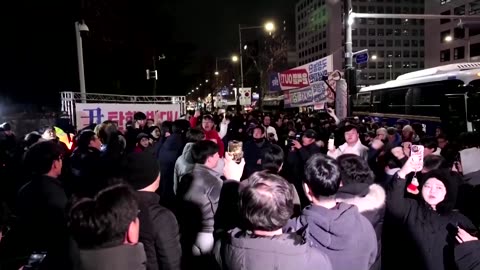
[205,79,209,83]
[265,22,275,32]
[238,21,276,88]
[196,87,199,90]
[232,55,239,62]
[445,35,453,42]
[371,55,377,60]
[214,71,219,76]
[75,20,89,103]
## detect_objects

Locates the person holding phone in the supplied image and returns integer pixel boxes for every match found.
[386,157,475,270]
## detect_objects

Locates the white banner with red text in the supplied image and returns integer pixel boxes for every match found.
[75,103,181,131]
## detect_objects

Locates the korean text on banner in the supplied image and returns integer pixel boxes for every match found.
[277,55,333,91]
[75,103,181,131]
[283,84,329,108]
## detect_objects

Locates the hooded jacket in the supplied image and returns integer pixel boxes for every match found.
[387,173,475,270]
[173,142,195,194]
[284,203,377,270]
[336,183,386,270]
[177,164,224,256]
[214,228,332,270]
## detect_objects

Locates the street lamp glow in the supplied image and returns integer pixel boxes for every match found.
[244,45,248,50]
[445,35,453,42]
[214,71,219,76]
[232,55,239,62]
[265,22,275,32]
[196,87,199,90]
[371,55,377,60]
[205,79,209,83]
[347,13,355,26]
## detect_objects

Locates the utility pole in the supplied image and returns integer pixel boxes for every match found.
[345,0,355,117]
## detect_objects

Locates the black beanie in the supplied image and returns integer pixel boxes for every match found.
[126,151,160,190]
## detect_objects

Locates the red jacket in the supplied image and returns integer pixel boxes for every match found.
[190,116,224,157]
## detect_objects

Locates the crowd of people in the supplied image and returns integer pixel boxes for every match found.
[0,108,480,270]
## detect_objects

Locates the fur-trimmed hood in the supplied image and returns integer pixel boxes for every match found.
[336,183,386,213]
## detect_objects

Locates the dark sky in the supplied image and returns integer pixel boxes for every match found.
[170,0,294,56]
[0,0,294,110]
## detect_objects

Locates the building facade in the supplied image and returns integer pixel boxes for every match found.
[295,0,425,86]
[425,0,480,68]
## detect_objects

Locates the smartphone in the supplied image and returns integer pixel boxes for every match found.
[295,134,302,140]
[410,145,424,172]
[23,252,47,270]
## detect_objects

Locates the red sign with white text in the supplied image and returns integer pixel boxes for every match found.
[279,69,309,88]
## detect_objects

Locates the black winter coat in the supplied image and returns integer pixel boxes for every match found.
[242,140,272,179]
[455,240,480,270]
[136,191,181,270]
[387,175,475,270]
[0,175,78,270]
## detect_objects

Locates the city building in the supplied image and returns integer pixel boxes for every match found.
[295,0,425,86]
[425,0,480,68]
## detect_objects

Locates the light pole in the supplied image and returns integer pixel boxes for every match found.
[238,22,275,89]
[75,21,89,103]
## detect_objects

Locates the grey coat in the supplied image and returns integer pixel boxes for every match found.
[214,228,332,270]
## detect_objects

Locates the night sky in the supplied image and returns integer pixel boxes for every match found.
[0,0,293,111]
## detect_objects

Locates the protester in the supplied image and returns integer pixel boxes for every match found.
[387,157,475,270]
[68,181,147,270]
[214,171,332,270]
[285,154,377,270]
[126,151,181,270]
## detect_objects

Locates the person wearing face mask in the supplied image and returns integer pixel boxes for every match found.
[242,126,272,179]
[386,157,476,270]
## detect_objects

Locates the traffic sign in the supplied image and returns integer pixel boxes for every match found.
[355,53,369,65]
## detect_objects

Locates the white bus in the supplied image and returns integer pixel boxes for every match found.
[353,63,480,135]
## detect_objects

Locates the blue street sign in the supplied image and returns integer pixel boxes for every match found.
[355,52,369,65]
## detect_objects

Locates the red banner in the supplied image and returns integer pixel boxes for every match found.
[279,69,309,88]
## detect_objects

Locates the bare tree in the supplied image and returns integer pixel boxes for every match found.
[244,32,289,110]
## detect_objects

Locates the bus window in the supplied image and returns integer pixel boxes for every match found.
[371,91,382,112]
[410,85,441,116]
[383,88,408,114]
[442,94,468,135]
[354,92,371,112]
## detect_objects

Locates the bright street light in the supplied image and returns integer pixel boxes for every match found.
[205,79,209,83]
[347,13,355,26]
[445,35,453,42]
[244,45,248,50]
[371,55,378,60]
[196,87,199,90]
[214,71,219,76]
[232,55,239,62]
[265,22,275,32]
